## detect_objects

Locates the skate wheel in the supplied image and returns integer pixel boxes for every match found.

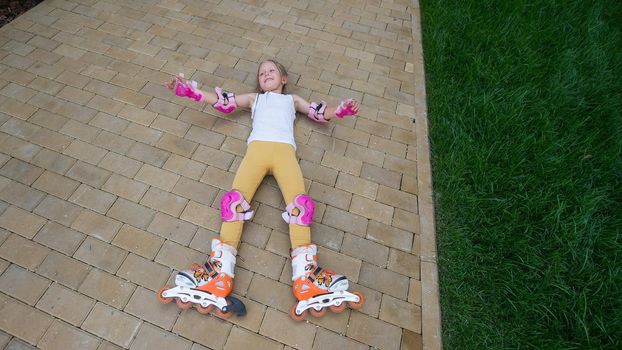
[329,302,347,313]
[309,307,326,317]
[348,291,365,309]
[195,304,213,314]
[214,307,232,319]
[289,304,307,322]
[156,286,173,304]
[176,298,193,310]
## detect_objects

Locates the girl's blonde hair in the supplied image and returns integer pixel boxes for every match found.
[256,59,288,93]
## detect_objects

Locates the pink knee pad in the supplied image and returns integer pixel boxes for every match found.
[173,74,205,102]
[282,194,315,226]
[221,190,254,222]
[212,87,237,114]
[335,99,357,118]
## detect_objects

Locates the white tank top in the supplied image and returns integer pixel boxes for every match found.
[248,92,297,149]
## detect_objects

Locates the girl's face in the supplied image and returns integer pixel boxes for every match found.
[258,61,287,93]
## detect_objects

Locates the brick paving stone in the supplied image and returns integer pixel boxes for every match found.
[155,240,204,272]
[341,232,389,267]
[367,220,413,252]
[112,224,164,260]
[5,337,38,350]
[36,251,91,289]
[30,148,75,174]
[0,330,10,348]
[402,329,423,350]
[0,264,50,306]
[0,157,43,185]
[32,171,80,200]
[322,205,368,237]
[0,234,49,270]
[124,286,180,331]
[71,209,122,242]
[36,283,95,327]
[0,205,46,239]
[135,164,180,192]
[102,173,149,202]
[68,183,116,214]
[312,328,368,350]
[122,123,162,145]
[335,173,378,200]
[34,195,82,227]
[83,302,142,348]
[409,278,422,306]
[388,249,420,279]
[172,309,232,349]
[107,198,156,229]
[34,221,84,255]
[63,139,108,165]
[148,212,197,245]
[247,273,295,313]
[74,237,128,273]
[180,201,221,231]
[358,262,409,300]
[65,161,112,188]
[0,179,46,210]
[0,296,54,346]
[79,268,135,308]
[225,326,284,350]
[317,245,362,283]
[347,311,402,350]
[259,308,316,350]
[130,323,192,350]
[377,185,418,213]
[93,131,135,155]
[126,142,170,167]
[172,177,219,206]
[238,242,286,280]
[350,195,394,225]
[38,319,100,350]
[309,182,352,210]
[393,208,420,233]
[380,294,422,333]
[117,253,170,292]
[163,155,206,180]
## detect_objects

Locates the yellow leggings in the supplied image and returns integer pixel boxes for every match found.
[219,141,311,249]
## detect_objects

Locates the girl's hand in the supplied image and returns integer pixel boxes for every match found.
[335,99,359,118]
[165,73,185,90]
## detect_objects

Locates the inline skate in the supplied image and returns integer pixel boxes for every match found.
[289,244,364,321]
[157,239,246,318]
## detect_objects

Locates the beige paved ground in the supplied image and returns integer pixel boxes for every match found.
[0,0,439,349]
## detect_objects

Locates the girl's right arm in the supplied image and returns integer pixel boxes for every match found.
[166,74,256,113]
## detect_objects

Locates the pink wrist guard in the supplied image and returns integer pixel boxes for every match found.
[335,99,357,118]
[174,76,205,102]
[212,87,237,114]
[307,101,327,123]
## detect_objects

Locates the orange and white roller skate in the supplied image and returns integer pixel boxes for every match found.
[289,244,364,321]
[157,239,246,318]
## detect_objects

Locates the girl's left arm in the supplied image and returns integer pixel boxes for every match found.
[292,95,359,123]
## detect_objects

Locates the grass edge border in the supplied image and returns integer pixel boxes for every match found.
[411,1,443,349]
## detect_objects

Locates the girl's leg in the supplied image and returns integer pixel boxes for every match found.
[271,143,311,248]
[220,142,270,248]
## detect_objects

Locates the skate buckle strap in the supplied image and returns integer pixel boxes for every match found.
[334,98,357,118]
[221,190,254,222]
[203,261,219,279]
[212,86,237,113]
[307,101,327,123]
[282,194,315,226]
[174,75,204,102]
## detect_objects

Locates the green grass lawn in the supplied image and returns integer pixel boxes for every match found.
[419,1,621,348]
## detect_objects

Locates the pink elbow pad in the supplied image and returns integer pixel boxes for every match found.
[212,87,237,114]
[335,99,357,118]
[174,76,205,102]
[307,101,327,123]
